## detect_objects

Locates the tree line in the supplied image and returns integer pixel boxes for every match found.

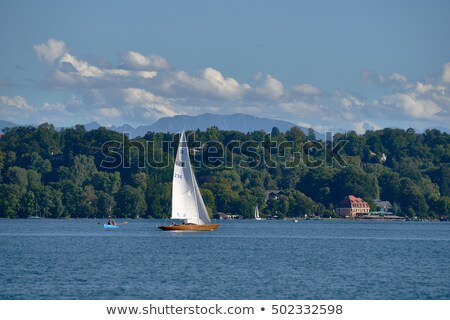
[0,123,449,219]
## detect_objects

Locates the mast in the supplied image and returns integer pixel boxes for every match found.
[187,132,201,225]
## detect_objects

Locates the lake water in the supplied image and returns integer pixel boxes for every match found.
[0,219,449,300]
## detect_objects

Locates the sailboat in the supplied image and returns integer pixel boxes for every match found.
[159,131,220,231]
[28,198,43,219]
[254,204,264,220]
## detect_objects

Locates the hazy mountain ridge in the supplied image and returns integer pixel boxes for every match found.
[2,114,448,138]
[0,114,309,138]
[0,120,21,133]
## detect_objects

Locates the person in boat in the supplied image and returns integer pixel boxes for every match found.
[107,219,116,226]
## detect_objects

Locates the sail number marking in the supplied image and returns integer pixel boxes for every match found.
[174,173,183,179]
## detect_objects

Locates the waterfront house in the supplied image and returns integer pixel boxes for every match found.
[373,199,392,213]
[335,195,370,218]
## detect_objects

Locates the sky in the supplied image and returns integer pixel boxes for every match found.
[1,0,450,133]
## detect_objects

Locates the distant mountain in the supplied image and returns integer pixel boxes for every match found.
[0,120,20,133]
[144,113,309,136]
[83,121,101,131]
[109,124,143,137]
[0,113,314,138]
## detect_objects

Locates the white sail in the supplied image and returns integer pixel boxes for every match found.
[171,131,211,225]
[254,205,260,220]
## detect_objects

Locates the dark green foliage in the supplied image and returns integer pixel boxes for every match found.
[0,123,449,219]
[116,185,147,218]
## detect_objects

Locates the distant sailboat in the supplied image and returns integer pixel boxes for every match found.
[28,198,42,219]
[254,204,264,220]
[159,131,220,231]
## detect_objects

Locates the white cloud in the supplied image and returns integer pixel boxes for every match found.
[122,87,176,117]
[280,100,324,116]
[442,62,450,83]
[165,67,251,100]
[26,39,450,132]
[415,82,434,95]
[389,73,408,85]
[254,72,263,81]
[33,39,161,91]
[0,96,76,125]
[136,71,158,79]
[41,102,66,112]
[340,95,364,109]
[255,75,284,100]
[122,87,160,105]
[33,39,67,65]
[296,121,313,128]
[97,107,121,118]
[362,70,410,88]
[353,120,382,134]
[56,53,104,78]
[382,93,442,119]
[414,82,446,96]
[103,69,158,79]
[104,69,131,77]
[362,70,384,85]
[292,83,322,96]
[0,95,32,110]
[122,51,170,70]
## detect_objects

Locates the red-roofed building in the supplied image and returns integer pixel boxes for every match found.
[336,195,370,218]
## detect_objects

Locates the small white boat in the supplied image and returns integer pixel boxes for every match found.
[254,204,265,220]
[28,199,43,219]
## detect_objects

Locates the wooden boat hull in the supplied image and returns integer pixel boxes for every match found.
[158,224,220,231]
[104,224,119,229]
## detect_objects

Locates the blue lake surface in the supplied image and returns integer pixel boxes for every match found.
[0,219,449,299]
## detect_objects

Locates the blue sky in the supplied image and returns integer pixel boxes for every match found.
[1,0,450,133]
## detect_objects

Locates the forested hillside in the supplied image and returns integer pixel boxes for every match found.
[0,123,449,219]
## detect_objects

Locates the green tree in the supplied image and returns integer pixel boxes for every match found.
[331,166,379,203]
[0,184,24,218]
[285,127,307,152]
[342,131,364,156]
[399,178,429,218]
[95,190,116,218]
[37,186,65,218]
[427,164,450,197]
[81,185,97,218]
[201,188,216,215]
[28,152,52,174]
[54,179,82,218]
[27,170,42,192]
[379,171,401,204]
[307,128,316,141]
[116,185,147,218]
[271,126,281,137]
[131,171,149,191]
[19,190,36,218]
[7,166,28,187]
[72,155,98,185]
[91,171,121,194]
[287,190,318,218]
[296,167,336,206]
[148,182,171,218]
[430,196,450,216]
